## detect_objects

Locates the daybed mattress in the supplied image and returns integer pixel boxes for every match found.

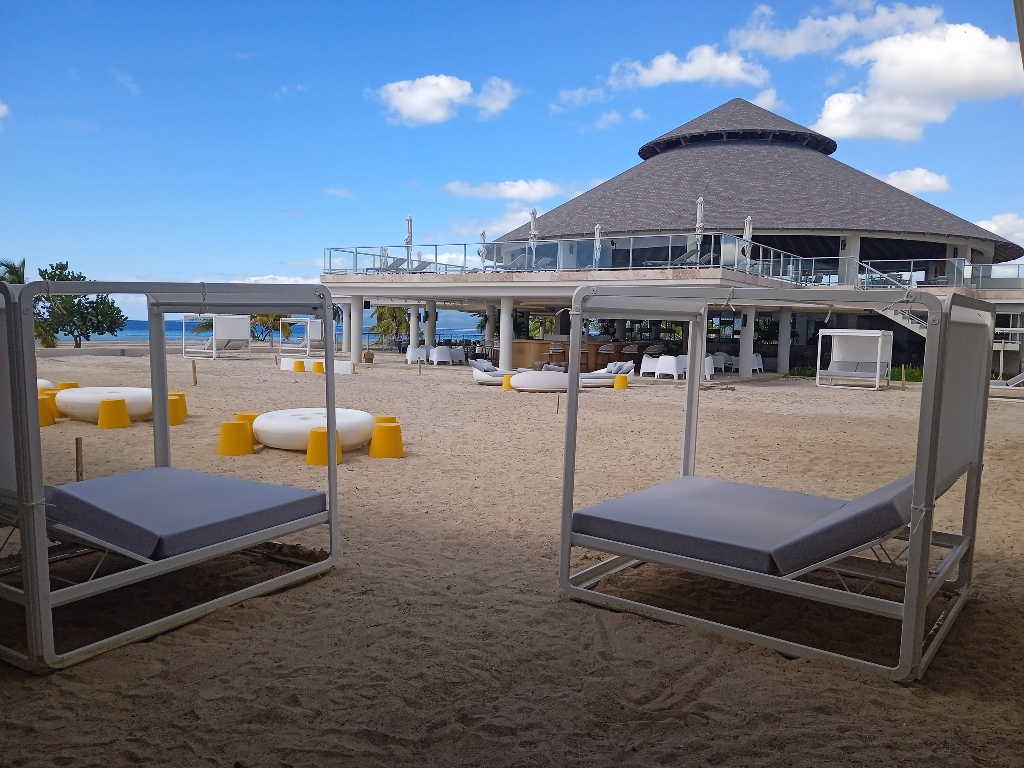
[572,474,912,575]
[45,468,326,560]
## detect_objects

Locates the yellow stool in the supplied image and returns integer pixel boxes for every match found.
[502,374,513,390]
[167,394,187,426]
[234,410,260,445]
[169,391,188,416]
[38,395,56,427]
[368,422,404,458]
[374,414,397,424]
[216,421,252,456]
[57,382,79,390]
[311,360,325,374]
[292,360,306,373]
[39,389,60,419]
[97,398,132,429]
[613,374,630,390]
[306,426,342,465]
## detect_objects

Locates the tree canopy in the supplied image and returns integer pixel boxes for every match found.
[33,262,127,348]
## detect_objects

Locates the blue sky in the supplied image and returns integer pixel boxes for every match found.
[2,0,1022,318]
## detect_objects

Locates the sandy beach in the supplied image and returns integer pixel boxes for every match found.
[3,350,1024,766]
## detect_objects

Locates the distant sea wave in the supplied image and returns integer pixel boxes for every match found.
[59,319,483,343]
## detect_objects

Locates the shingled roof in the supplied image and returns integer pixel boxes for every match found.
[502,99,1020,262]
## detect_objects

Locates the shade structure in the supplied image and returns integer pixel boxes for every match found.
[501,99,1020,262]
[0,280,340,672]
[558,284,995,680]
[817,329,894,390]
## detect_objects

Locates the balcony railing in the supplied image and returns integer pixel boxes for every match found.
[324,232,814,282]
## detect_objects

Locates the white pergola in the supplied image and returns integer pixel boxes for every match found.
[182,313,252,359]
[559,286,994,681]
[1,281,340,672]
[816,328,894,390]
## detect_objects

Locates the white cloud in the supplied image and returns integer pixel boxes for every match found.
[594,110,622,129]
[238,274,319,284]
[609,45,768,89]
[324,186,353,198]
[452,204,538,239]
[975,213,1024,247]
[376,74,517,125]
[274,83,308,100]
[113,70,141,96]
[377,74,473,125]
[549,86,606,112]
[0,101,9,119]
[445,179,561,201]
[751,87,783,110]
[813,23,1024,140]
[475,77,519,118]
[880,167,949,193]
[729,2,942,59]
[629,107,648,120]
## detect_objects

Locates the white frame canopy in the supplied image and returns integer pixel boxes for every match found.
[1,281,340,673]
[279,316,325,358]
[181,313,253,359]
[559,286,994,681]
[817,328,894,390]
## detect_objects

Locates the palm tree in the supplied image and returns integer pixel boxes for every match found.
[0,258,26,284]
[371,306,409,348]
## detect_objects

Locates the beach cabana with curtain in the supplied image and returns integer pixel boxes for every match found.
[817,329,894,390]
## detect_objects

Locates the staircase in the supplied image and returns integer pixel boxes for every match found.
[856,262,928,337]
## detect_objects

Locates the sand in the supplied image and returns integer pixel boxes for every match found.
[2,350,1024,766]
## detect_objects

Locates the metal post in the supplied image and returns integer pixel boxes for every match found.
[558,300,584,588]
[147,300,171,467]
[682,307,706,476]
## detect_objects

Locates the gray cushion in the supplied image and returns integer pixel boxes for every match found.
[581,371,615,379]
[45,468,326,560]
[830,360,859,372]
[571,475,912,575]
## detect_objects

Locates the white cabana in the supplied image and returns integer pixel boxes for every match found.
[1,281,339,672]
[559,285,994,681]
[279,316,324,357]
[817,329,893,390]
[182,313,252,359]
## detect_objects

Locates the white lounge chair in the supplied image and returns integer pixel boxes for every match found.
[406,345,428,364]
[639,354,659,377]
[654,354,683,380]
[752,352,765,374]
[469,359,516,384]
[430,347,453,365]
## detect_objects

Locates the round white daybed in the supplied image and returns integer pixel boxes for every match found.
[252,408,374,451]
[55,387,153,422]
[37,378,54,391]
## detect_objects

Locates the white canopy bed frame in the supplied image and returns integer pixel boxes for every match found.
[1,281,340,672]
[817,328,894,390]
[182,313,253,359]
[559,286,993,681]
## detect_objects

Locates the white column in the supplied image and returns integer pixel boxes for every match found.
[349,295,363,363]
[341,303,351,354]
[615,319,627,340]
[838,234,860,285]
[499,296,514,371]
[425,300,437,347]
[777,309,792,375]
[739,307,756,378]
[484,304,495,346]
[409,305,420,349]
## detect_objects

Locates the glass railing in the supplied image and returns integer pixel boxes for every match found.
[966,263,1024,289]
[324,232,809,281]
[860,259,968,288]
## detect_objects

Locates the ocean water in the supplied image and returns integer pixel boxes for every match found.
[61,318,483,343]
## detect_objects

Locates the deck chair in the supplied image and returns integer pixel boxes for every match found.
[0,280,340,673]
[559,285,994,681]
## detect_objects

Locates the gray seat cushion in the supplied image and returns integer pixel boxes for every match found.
[46,468,326,560]
[572,475,912,575]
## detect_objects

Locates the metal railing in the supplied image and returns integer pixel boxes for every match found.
[323,232,809,281]
[855,261,928,330]
[860,259,967,288]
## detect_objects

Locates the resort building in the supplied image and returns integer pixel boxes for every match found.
[322,99,1024,376]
